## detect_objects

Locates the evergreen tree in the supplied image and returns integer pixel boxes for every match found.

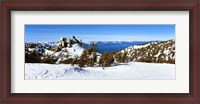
[99,52,114,67]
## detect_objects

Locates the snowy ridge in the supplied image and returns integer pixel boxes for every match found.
[25,41,59,48]
[121,40,175,63]
[26,43,85,63]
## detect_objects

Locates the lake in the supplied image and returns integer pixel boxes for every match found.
[82,41,149,53]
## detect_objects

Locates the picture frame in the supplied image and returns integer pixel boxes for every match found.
[0,0,199,103]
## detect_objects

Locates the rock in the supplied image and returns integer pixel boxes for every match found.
[58,36,81,48]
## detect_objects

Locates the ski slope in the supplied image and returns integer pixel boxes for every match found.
[25,62,175,80]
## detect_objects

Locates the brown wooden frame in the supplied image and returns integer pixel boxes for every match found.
[0,0,199,103]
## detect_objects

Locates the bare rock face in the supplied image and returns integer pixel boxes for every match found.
[57,36,81,48]
[72,36,80,44]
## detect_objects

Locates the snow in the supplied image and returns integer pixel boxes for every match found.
[155,52,161,57]
[28,44,84,57]
[121,43,151,53]
[25,62,175,80]
[44,49,54,55]
[53,51,62,58]
[66,44,84,56]
[164,50,170,55]
[53,44,85,63]
[28,48,35,51]
[133,43,151,49]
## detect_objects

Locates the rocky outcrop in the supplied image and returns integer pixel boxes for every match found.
[57,36,82,48]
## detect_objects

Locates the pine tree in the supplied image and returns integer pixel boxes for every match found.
[99,52,114,67]
[115,52,122,63]
[92,52,97,63]
[122,51,128,63]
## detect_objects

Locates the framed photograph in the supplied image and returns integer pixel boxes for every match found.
[1,0,199,103]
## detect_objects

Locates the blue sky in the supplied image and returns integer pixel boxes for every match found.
[25,25,175,42]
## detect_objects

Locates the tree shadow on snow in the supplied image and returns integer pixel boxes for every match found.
[111,62,129,67]
[71,67,87,73]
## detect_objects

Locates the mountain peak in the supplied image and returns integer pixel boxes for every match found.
[57,36,82,48]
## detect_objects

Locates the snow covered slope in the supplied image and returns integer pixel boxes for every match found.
[26,43,85,62]
[53,44,84,58]
[25,62,175,80]
[65,44,84,56]
[121,40,175,64]
[54,44,85,63]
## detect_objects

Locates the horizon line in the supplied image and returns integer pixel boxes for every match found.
[25,39,175,43]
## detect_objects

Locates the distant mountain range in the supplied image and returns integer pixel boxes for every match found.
[25,41,156,53]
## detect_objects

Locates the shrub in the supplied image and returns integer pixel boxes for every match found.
[77,50,88,68]
[78,57,86,68]
[26,51,57,64]
[42,55,58,64]
[115,52,122,63]
[87,42,98,55]
[171,59,175,64]
[84,52,97,67]
[77,43,99,67]
[121,51,129,63]
[92,52,97,63]
[81,50,88,60]
[29,44,37,48]
[72,56,79,66]
[153,49,158,54]
[115,51,129,63]
[99,52,114,67]
[25,47,29,52]
[87,58,95,67]
[60,58,74,64]
[25,51,42,63]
